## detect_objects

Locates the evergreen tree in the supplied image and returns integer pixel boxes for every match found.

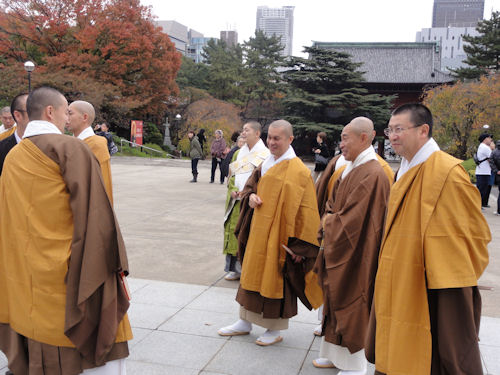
[453,11,500,80]
[282,46,394,140]
[176,56,210,90]
[202,39,246,105]
[242,30,285,121]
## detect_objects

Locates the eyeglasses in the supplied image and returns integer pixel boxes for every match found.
[383,125,421,136]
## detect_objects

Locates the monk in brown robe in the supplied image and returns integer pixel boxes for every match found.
[68,100,114,204]
[218,120,323,346]
[366,103,490,375]
[0,87,132,375]
[312,118,391,374]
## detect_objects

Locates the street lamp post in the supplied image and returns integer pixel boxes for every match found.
[24,61,35,92]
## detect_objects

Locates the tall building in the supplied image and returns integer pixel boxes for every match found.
[187,37,218,63]
[220,30,238,47]
[432,0,484,27]
[256,6,294,56]
[416,26,480,71]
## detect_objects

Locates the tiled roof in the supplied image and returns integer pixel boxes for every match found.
[312,42,454,84]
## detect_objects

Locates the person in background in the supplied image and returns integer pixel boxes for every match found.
[210,129,227,184]
[0,107,16,141]
[95,122,118,155]
[197,129,207,158]
[312,131,330,181]
[475,133,493,209]
[221,131,241,180]
[188,130,203,183]
[489,139,500,215]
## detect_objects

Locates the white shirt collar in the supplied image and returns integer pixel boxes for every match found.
[77,126,95,140]
[22,120,62,138]
[335,154,348,171]
[14,130,22,143]
[261,145,296,176]
[341,146,378,179]
[396,138,440,181]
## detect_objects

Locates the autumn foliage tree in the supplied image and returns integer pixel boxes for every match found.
[0,0,181,131]
[423,73,500,160]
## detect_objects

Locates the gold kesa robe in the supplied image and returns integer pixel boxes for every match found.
[84,134,113,204]
[235,157,323,319]
[370,151,490,375]
[0,134,132,375]
[0,125,16,141]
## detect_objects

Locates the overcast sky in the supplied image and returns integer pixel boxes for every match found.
[141,0,500,56]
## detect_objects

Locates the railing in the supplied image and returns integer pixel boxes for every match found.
[119,139,178,158]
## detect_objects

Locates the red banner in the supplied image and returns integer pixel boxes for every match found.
[130,120,143,146]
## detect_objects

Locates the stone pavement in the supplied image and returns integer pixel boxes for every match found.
[1,156,499,374]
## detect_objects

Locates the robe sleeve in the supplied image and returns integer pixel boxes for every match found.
[235,166,261,262]
[428,287,483,375]
[424,165,490,289]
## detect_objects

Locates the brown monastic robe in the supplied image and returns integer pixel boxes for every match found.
[235,160,322,319]
[0,134,131,375]
[315,159,390,354]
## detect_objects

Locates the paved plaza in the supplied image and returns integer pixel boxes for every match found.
[1,156,499,374]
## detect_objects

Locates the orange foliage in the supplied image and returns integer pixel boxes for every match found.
[0,0,181,123]
[423,73,500,159]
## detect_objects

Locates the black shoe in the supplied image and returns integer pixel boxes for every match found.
[210,180,214,183]
[6,371,14,375]
[482,205,491,208]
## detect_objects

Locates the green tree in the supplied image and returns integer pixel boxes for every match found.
[176,56,210,90]
[202,39,246,105]
[242,30,285,121]
[282,46,394,140]
[453,11,500,80]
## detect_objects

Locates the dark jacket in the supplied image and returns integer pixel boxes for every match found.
[313,141,330,172]
[489,147,500,185]
[0,133,18,176]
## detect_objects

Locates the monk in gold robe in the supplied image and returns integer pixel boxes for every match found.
[312,118,391,374]
[218,120,323,346]
[0,106,16,141]
[68,100,113,204]
[366,103,490,375]
[0,87,132,375]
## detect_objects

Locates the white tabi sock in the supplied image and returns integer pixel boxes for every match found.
[231,319,251,332]
[338,369,367,375]
[256,329,280,344]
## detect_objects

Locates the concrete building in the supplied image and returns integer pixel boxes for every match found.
[256,6,294,56]
[432,0,484,27]
[416,26,480,71]
[157,20,189,54]
[220,30,238,47]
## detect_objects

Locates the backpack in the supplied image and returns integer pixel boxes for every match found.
[473,151,488,166]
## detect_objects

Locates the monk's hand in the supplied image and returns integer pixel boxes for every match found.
[291,253,305,263]
[249,193,263,208]
[231,191,239,199]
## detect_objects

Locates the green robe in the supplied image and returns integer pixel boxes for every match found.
[223,150,240,256]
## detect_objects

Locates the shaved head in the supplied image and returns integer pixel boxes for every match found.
[68,100,96,137]
[27,87,66,120]
[268,119,293,137]
[349,116,375,143]
[340,117,375,162]
[70,101,95,125]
